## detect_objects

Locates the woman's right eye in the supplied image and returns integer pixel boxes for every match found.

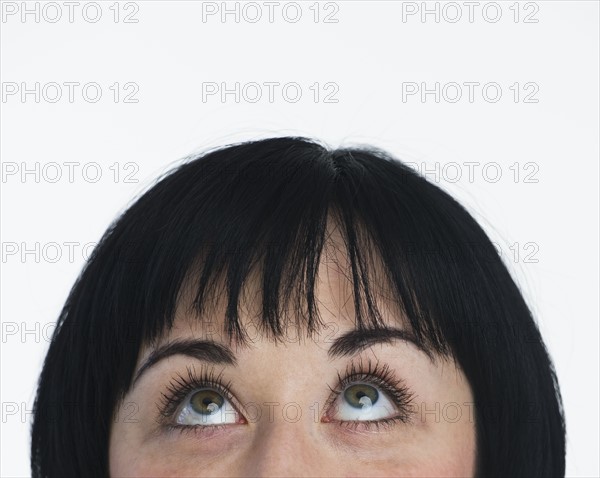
[174,388,241,426]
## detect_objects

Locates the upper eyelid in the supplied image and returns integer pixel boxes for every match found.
[333,367,398,394]
[338,356,404,386]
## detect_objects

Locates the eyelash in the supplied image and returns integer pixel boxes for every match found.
[156,358,416,435]
[325,356,416,431]
[157,365,241,436]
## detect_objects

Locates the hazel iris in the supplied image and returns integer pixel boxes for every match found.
[190,390,224,415]
[344,384,379,409]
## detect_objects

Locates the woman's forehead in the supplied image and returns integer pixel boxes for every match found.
[139,252,405,364]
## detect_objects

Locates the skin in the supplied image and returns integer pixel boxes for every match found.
[109,224,476,477]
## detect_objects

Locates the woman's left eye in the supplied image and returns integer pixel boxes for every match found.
[329,383,398,421]
[174,388,241,426]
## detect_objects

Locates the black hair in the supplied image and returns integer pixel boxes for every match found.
[31,136,565,477]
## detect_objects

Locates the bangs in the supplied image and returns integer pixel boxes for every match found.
[104,136,498,377]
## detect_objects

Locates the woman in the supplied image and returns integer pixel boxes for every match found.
[30,136,565,477]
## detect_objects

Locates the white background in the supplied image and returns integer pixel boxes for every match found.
[1,1,598,476]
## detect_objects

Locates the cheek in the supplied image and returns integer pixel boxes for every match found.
[110,455,189,478]
[109,423,248,477]
[109,424,139,477]
[108,429,477,478]
[326,408,476,477]
[406,416,477,477]
[342,440,475,477]
[409,439,476,477]
[109,403,477,478]
[110,444,224,478]
[111,455,475,478]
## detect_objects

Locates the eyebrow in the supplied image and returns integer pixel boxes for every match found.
[132,339,237,386]
[132,327,433,387]
[327,327,434,361]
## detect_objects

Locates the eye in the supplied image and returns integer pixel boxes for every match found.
[329,382,398,421]
[174,388,241,426]
[157,365,246,431]
[323,358,416,427]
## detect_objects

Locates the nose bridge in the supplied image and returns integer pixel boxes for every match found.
[242,412,321,477]
[234,340,333,476]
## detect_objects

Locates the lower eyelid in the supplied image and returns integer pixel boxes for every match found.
[334,416,410,434]
[165,422,241,439]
